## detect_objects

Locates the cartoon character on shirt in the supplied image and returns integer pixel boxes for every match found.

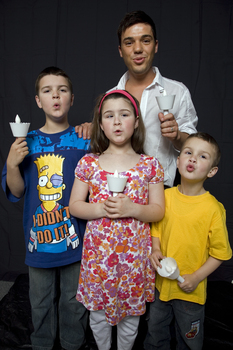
[28,154,79,253]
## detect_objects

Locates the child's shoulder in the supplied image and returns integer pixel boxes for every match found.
[141,153,163,166]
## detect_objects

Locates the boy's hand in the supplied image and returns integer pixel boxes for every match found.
[7,137,29,167]
[178,273,199,293]
[150,250,165,270]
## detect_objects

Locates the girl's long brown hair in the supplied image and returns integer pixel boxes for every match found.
[90,91,145,155]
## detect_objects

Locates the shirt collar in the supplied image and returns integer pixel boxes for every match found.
[117,66,166,93]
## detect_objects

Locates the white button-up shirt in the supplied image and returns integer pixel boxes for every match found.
[113,67,198,187]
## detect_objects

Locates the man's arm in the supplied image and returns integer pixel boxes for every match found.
[75,122,92,139]
[159,112,189,151]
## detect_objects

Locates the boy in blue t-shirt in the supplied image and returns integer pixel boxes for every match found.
[2,67,90,350]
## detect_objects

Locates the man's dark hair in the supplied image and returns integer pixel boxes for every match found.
[117,10,157,46]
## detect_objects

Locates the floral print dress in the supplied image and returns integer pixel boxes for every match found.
[75,153,164,325]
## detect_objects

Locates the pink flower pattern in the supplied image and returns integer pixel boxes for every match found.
[75,154,164,325]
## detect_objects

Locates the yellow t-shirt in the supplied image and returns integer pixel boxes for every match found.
[151,186,232,305]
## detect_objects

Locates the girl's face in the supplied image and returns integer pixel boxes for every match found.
[100,97,139,148]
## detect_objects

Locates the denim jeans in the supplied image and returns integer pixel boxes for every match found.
[29,262,88,350]
[144,288,205,350]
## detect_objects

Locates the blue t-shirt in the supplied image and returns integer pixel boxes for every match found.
[2,126,90,268]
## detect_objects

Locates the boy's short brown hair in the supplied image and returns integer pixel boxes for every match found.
[35,66,73,95]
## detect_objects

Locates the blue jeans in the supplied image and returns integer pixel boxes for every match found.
[29,262,88,350]
[144,288,205,350]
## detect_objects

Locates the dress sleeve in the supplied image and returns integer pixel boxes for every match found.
[74,154,94,184]
[149,157,164,184]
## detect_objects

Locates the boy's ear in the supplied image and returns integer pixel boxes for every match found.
[207,166,218,178]
[35,95,42,109]
[70,94,74,106]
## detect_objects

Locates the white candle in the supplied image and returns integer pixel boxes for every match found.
[15,114,21,123]
[162,89,167,96]
[114,170,118,177]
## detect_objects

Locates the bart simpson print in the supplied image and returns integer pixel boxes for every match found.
[28,154,79,253]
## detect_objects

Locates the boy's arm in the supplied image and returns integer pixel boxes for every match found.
[178,256,222,293]
[150,236,165,270]
[6,138,28,198]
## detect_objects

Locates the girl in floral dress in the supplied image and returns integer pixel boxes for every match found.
[69,90,165,350]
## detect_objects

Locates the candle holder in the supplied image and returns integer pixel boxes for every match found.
[10,115,30,137]
[107,170,128,197]
[157,257,184,283]
[156,95,175,115]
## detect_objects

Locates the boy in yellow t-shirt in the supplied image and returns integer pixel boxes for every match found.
[144,132,232,350]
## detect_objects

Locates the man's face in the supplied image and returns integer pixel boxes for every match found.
[119,23,158,78]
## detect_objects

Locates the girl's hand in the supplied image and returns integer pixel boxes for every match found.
[7,137,29,167]
[178,273,199,293]
[149,250,165,270]
[103,194,133,219]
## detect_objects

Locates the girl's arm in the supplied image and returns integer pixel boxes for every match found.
[104,181,165,222]
[178,256,223,293]
[69,178,106,220]
[6,138,28,198]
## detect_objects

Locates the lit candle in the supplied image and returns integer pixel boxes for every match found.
[162,89,167,96]
[114,170,118,177]
[15,114,21,123]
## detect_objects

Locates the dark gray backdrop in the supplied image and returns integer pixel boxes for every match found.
[0,0,232,281]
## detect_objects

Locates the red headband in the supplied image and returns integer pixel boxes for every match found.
[98,90,139,116]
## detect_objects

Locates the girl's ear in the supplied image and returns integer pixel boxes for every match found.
[134,116,139,129]
[207,166,218,178]
[176,156,180,169]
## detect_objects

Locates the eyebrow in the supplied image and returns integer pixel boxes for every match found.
[41,84,69,90]
[183,146,211,155]
[103,108,132,114]
[122,34,153,42]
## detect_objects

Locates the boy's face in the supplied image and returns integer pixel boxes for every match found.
[118,23,158,78]
[35,75,74,121]
[177,137,218,182]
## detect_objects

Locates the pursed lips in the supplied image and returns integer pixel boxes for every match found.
[186,164,195,172]
[133,56,146,64]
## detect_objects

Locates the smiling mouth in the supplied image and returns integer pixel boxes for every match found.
[40,193,61,201]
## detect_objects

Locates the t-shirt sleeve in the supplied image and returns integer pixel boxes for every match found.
[209,203,232,260]
[151,220,162,238]
[1,162,24,202]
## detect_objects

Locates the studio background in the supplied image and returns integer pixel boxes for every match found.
[0,0,232,281]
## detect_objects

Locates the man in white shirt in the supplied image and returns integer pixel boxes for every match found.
[77,10,198,187]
